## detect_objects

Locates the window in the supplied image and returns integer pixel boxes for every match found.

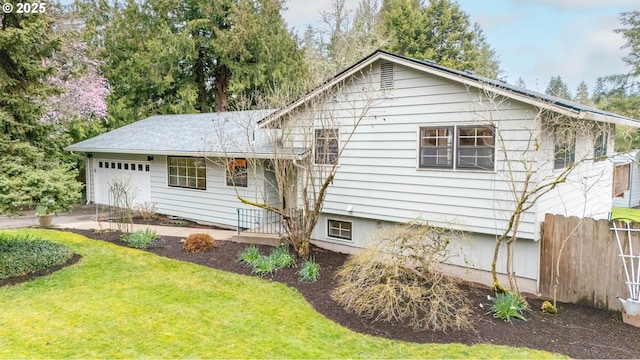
[117,162,122,170]
[131,163,136,171]
[124,163,129,170]
[111,162,115,169]
[138,164,143,171]
[328,219,352,240]
[613,163,630,197]
[594,127,608,160]
[314,128,339,165]
[226,158,248,188]
[168,157,206,190]
[98,161,103,168]
[419,125,495,170]
[554,127,576,169]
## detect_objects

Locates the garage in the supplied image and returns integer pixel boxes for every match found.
[93,158,151,206]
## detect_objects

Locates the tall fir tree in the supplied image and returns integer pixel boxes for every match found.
[379,0,500,77]
[545,75,572,100]
[77,0,306,125]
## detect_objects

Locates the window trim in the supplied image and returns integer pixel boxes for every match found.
[314,128,339,165]
[554,127,576,170]
[418,125,495,171]
[594,126,608,161]
[327,219,352,241]
[226,158,248,188]
[168,156,207,190]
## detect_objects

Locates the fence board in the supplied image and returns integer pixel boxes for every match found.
[540,214,640,312]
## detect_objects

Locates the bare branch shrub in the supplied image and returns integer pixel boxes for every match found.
[134,201,157,220]
[331,221,473,332]
[108,177,138,234]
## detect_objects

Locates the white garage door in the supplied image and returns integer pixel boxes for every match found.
[94,159,151,206]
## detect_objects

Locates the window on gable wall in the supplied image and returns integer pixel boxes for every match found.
[594,125,608,161]
[554,127,576,169]
[226,158,248,188]
[419,125,495,170]
[314,128,339,165]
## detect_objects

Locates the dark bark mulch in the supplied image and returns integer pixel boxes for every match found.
[6,225,640,359]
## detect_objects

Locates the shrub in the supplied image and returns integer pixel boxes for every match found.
[0,234,73,280]
[331,221,473,332]
[238,245,262,266]
[134,202,157,220]
[268,246,295,269]
[251,256,277,277]
[298,258,320,282]
[121,228,158,249]
[488,291,529,323]
[184,233,216,253]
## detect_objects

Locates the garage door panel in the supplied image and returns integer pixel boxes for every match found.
[94,159,151,206]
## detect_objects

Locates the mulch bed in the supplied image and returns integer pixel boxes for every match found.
[6,222,640,359]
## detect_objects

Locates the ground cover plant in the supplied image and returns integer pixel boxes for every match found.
[238,244,296,277]
[120,227,158,249]
[0,233,73,280]
[0,229,555,359]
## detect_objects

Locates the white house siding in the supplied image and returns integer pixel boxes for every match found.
[535,127,614,224]
[612,152,640,208]
[310,213,540,292]
[149,156,273,228]
[299,60,546,241]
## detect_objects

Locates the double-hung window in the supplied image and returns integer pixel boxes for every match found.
[419,125,495,171]
[315,128,339,165]
[168,157,206,190]
[226,158,248,188]
[554,127,576,169]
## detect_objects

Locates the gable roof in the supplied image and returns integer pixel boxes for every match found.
[65,109,305,159]
[259,49,640,128]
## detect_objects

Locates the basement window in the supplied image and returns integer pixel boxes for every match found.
[327,219,352,241]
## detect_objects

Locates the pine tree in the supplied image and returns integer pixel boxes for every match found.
[380,0,500,77]
[574,81,592,105]
[545,75,572,100]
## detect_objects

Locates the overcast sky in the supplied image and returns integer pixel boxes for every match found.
[282,0,636,95]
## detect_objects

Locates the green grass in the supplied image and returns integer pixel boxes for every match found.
[611,207,640,222]
[0,229,564,359]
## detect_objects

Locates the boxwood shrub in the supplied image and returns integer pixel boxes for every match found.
[0,233,73,280]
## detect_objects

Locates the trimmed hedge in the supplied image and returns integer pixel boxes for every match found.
[0,233,73,280]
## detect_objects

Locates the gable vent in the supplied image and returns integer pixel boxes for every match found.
[380,62,394,90]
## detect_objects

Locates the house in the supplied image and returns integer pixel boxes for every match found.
[66,50,640,293]
[612,150,640,208]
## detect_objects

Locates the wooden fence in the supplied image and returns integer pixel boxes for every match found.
[540,213,640,311]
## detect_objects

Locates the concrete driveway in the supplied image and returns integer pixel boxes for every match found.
[0,204,236,240]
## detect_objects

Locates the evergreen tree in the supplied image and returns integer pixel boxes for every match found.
[574,81,592,105]
[545,75,572,100]
[78,0,305,124]
[380,0,500,77]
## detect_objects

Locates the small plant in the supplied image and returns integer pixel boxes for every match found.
[35,199,56,216]
[268,245,295,269]
[184,233,216,253]
[238,245,262,266]
[298,258,320,282]
[121,228,158,249]
[134,202,157,220]
[488,291,529,323]
[251,256,277,277]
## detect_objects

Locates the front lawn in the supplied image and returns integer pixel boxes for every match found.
[0,229,559,359]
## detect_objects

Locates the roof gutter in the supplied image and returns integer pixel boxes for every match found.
[62,147,304,160]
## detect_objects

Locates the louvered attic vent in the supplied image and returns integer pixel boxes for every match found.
[380,62,394,89]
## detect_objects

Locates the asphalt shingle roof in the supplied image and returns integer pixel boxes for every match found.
[65,109,305,158]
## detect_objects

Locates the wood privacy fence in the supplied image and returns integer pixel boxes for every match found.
[540,214,640,312]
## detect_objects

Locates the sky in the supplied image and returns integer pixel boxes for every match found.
[281,0,637,95]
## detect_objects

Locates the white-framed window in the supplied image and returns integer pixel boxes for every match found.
[419,125,495,171]
[594,125,608,161]
[226,158,248,188]
[168,157,206,190]
[554,127,576,169]
[327,219,352,241]
[314,128,339,165]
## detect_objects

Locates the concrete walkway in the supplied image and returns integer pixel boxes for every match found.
[0,205,236,240]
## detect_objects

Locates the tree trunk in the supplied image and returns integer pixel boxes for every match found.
[214,63,230,112]
[194,47,209,112]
